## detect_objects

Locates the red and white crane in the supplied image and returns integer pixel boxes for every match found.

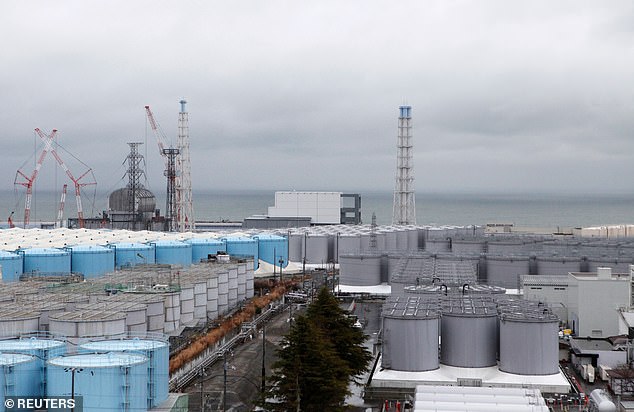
[14,128,58,227]
[145,105,180,232]
[57,184,67,227]
[14,128,96,228]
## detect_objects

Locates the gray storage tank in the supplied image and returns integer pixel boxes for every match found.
[440,297,498,368]
[499,309,559,375]
[381,297,440,371]
[339,254,383,286]
[536,256,581,276]
[484,255,531,289]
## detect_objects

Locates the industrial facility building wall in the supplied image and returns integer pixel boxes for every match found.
[567,271,631,337]
[268,191,342,224]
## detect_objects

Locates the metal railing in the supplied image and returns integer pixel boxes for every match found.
[169,303,284,391]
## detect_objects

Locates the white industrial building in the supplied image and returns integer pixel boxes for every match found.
[568,267,632,337]
[266,191,360,225]
[522,266,632,337]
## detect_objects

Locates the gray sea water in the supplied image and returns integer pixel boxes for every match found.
[5,189,634,229]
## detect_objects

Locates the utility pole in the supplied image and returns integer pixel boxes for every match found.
[223,352,227,412]
[261,326,266,396]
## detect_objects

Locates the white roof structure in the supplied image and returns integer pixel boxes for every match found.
[371,358,570,394]
[413,385,549,412]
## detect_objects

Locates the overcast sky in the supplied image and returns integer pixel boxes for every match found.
[2,1,633,199]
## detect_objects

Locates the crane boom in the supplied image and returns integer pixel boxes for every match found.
[57,184,67,227]
[14,128,58,227]
[144,105,171,161]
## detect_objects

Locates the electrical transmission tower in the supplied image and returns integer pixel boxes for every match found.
[176,99,194,232]
[392,105,416,225]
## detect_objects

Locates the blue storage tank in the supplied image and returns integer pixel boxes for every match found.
[0,337,66,396]
[109,243,155,269]
[79,338,169,408]
[0,353,41,404]
[152,240,192,267]
[223,236,258,268]
[0,251,23,282]
[21,248,71,275]
[68,245,115,278]
[186,238,226,263]
[254,234,288,268]
[47,352,148,412]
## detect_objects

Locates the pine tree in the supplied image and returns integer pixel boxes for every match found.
[306,287,373,383]
[265,314,349,411]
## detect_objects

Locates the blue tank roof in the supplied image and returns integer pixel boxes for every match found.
[223,236,256,243]
[0,251,20,259]
[0,353,36,365]
[68,245,112,254]
[152,240,190,248]
[21,248,69,256]
[80,339,167,351]
[0,338,65,351]
[110,243,153,250]
[186,238,224,245]
[48,352,148,368]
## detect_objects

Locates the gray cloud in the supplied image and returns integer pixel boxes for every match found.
[1,0,633,201]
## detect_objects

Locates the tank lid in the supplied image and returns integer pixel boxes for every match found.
[80,339,167,351]
[68,245,112,253]
[0,337,65,350]
[49,310,126,322]
[152,240,190,247]
[22,248,69,256]
[0,352,36,365]
[47,352,148,368]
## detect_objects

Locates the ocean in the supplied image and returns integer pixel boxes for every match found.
[4,189,634,229]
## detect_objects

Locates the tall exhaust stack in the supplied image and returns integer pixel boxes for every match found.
[392,105,416,225]
[176,99,194,232]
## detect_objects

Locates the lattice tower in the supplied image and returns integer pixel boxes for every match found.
[392,105,416,225]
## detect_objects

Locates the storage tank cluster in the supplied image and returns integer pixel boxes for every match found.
[0,334,170,411]
[381,295,560,378]
[0,258,254,340]
[0,228,286,282]
[387,254,479,295]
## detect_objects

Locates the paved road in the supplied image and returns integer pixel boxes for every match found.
[183,304,297,411]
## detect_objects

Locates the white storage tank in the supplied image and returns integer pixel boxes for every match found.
[179,284,195,325]
[217,271,229,316]
[228,267,238,308]
[77,302,148,334]
[381,297,440,371]
[99,293,166,334]
[47,352,148,412]
[49,310,127,351]
[440,297,498,368]
[79,338,169,409]
[0,308,40,337]
[246,262,254,299]
[207,275,219,320]
[339,254,383,286]
[237,263,247,302]
[162,291,181,333]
